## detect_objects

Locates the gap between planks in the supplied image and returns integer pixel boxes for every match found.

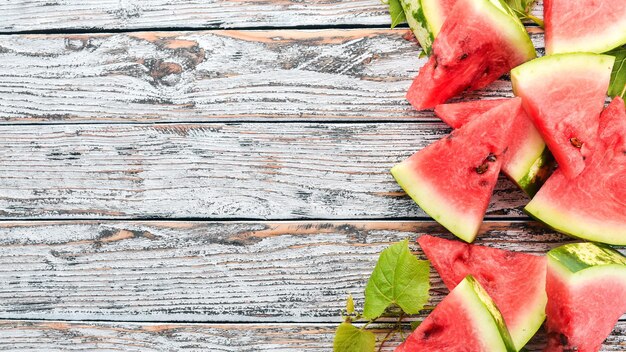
[0,0,544,33]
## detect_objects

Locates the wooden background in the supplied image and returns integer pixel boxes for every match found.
[0,1,623,350]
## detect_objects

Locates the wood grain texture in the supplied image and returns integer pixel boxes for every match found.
[0,221,623,350]
[0,220,587,321]
[0,122,529,219]
[0,29,543,123]
[0,320,623,351]
[0,1,544,32]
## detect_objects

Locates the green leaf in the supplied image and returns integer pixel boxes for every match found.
[387,0,407,28]
[363,240,430,320]
[333,321,376,352]
[503,0,543,27]
[607,46,626,100]
[346,294,355,315]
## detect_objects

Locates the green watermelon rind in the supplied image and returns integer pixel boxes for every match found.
[390,163,480,243]
[547,243,626,287]
[459,276,517,352]
[525,198,626,245]
[418,0,445,39]
[548,242,626,275]
[513,146,554,197]
[548,20,626,55]
[400,0,435,55]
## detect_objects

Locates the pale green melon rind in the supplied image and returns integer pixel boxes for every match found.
[548,20,626,55]
[513,147,554,197]
[508,292,547,351]
[400,0,435,55]
[512,53,616,93]
[460,276,516,352]
[525,197,626,245]
[419,0,445,38]
[391,162,479,243]
[548,242,626,274]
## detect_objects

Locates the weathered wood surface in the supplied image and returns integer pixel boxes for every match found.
[0,220,582,321]
[0,320,623,351]
[0,1,544,33]
[0,220,623,349]
[0,122,529,219]
[0,29,543,123]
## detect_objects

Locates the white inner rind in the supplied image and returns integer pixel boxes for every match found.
[457,278,513,352]
[549,20,626,55]
[526,197,626,246]
[391,162,480,243]
[512,53,616,90]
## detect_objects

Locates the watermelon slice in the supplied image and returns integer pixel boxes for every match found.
[435,99,554,196]
[544,0,626,55]
[544,242,626,351]
[391,98,518,242]
[406,0,535,110]
[417,235,546,350]
[511,53,615,179]
[526,97,626,245]
[396,275,515,352]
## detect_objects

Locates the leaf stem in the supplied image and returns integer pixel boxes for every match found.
[377,328,397,352]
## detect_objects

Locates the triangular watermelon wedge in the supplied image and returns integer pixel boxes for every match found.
[544,242,626,351]
[545,0,626,54]
[511,53,615,179]
[391,98,519,242]
[417,235,547,350]
[396,275,515,352]
[435,99,554,196]
[406,0,536,110]
[526,97,626,245]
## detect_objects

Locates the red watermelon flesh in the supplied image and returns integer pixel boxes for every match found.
[545,0,626,54]
[435,99,553,196]
[525,97,626,245]
[406,0,535,110]
[418,235,547,350]
[545,242,626,352]
[511,53,614,179]
[391,98,518,242]
[396,275,514,352]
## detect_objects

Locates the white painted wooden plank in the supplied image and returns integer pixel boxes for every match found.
[0,221,577,321]
[0,320,623,351]
[0,1,544,32]
[0,29,543,123]
[0,122,528,219]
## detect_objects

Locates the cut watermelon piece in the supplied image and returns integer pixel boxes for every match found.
[406,0,535,110]
[417,235,546,350]
[545,0,626,54]
[396,275,515,352]
[391,99,518,242]
[526,97,626,245]
[435,99,554,196]
[511,53,615,179]
[545,242,626,351]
